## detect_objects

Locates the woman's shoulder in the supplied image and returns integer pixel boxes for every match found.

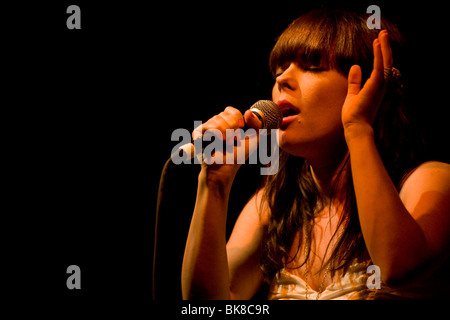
[413,161,450,171]
[399,161,450,256]
[399,161,450,196]
[398,160,450,222]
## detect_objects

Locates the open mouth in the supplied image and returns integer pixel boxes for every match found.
[282,107,300,117]
[278,101,300,128]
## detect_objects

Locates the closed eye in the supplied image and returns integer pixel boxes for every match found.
[303,66,329,73]
[274,68,285,79]
[274,72,283,79]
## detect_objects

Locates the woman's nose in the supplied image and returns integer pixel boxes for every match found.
[276,63,297,92]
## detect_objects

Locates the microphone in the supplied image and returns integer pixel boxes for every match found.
[175,100,282,161]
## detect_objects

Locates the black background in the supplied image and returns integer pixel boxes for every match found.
[5,0,449,314]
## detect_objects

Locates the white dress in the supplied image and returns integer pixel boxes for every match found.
[268,258,450,300]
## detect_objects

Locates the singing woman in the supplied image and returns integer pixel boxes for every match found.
[181,8,450,300]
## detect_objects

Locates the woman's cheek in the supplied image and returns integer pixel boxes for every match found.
[272,84,280,101]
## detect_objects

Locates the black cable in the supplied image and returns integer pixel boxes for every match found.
[152,156,175,300]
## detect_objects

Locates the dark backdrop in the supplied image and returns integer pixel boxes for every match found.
[8,0,448,309]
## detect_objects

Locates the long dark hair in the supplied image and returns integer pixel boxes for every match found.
[260,8,425,282]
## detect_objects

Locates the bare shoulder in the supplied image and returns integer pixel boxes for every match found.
[400,161,450,202]
[399,161,450,254]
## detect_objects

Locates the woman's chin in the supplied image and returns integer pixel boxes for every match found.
[279,133,306,157]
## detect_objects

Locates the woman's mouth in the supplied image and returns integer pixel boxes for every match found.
[282,108,299,117]
[279,102,300,128]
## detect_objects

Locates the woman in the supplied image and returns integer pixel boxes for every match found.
[181,8,450,299]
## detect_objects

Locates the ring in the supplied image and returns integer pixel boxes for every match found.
[391,67,401,80]
[383,67,393,79]
[383,67,401,81]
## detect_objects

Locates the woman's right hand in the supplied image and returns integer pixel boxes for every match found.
[193,106,262,188]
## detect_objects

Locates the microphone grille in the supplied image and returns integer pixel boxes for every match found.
[250,100,282,130]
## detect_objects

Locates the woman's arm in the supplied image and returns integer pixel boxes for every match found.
[346,130,450,284]
[181,173,267,299]
[181,107,266,299]
[342,30,450,285]
[181,167,234,300]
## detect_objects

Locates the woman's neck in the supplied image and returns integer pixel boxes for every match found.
[308,149,349,207]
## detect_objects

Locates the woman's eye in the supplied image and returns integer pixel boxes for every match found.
[304,66,328,72]
[274,69,284,79]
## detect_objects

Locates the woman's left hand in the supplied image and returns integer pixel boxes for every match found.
[341,30,393,139]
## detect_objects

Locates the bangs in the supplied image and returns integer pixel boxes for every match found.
[269,9,379,78]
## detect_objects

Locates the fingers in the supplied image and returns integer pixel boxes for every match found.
[192,106,256,166]
[379,30,393,70]
[192,106,244,142]
[363,30,393,95]
[347,65,362,97]
[371,37,384,85]
[243,110,263,130]
[342,30,395,129]
[377,30,394,82]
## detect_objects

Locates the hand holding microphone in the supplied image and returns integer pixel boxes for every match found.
[176,100,282,168]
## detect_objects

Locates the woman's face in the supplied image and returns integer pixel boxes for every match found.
[272,62,349,159]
